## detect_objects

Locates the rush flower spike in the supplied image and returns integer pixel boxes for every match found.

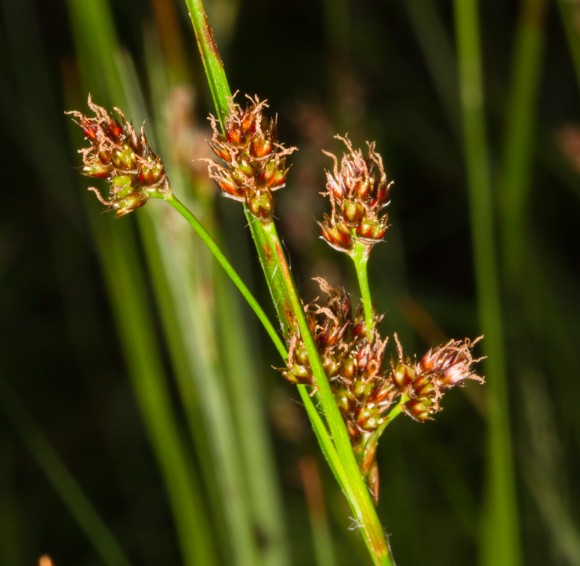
[320,135,393,254]
[391,336,485,422]
[281,278,397,502]
[67,95,170,217]
[206,94,297,221]
[280,278,485,502]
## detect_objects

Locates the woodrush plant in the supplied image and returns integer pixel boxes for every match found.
[66,2,485,564]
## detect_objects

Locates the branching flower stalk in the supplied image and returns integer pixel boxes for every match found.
[178,15,378,548]
[68,92,395,563]
[203,95,393,561]
[68,2,486,561]
[69,90,485,566]
[281,277,484,502]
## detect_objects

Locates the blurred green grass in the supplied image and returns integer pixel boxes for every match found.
[1,0,579,564]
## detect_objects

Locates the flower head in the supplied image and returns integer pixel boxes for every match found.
[281,278,396,502]
[206,94,297,221]
[67,95,170,217]
[391,336,485,422]
[320,135,393,254]
[280,279,485,501]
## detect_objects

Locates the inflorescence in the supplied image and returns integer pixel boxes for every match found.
[280,278,484,502]
[69,93,485,504]
[206,95,297,221]
[67,95,170,217]
[320,135,393,255]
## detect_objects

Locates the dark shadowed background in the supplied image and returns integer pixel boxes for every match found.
[1,1,579,565]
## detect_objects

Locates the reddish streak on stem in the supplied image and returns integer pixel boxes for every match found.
[202,12,224,66]
[273,239,296,327]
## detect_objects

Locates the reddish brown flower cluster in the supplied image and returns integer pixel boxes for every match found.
[281,279,484,501]
[284,279,396,435]
[67,95,170,217]
[206,95,296,220]
[320,136,393,254]
[282,279,396,501]
[391,336,485,422]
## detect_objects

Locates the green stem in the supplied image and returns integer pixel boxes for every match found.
[382,399,406,429]
[453,2,521,565]
[364,394,409,460]
[183,0,232,124]
[499,0,547,282]
[352,241,374,340]
[157,192,287,360]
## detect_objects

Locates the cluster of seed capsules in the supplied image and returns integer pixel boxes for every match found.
[68,96,170,217]
[206,95,296,221]
[283,279,397,440]
[390,336,485,422]
[319,136,393,255]
[70,94,484,504]
[283,281,483,426]
[282,278,484,500]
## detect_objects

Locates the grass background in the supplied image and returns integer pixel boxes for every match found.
[1,0,579,564]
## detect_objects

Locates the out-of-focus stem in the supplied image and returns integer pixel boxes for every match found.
[500,0,547,283]
[453,1,521,565]
[157,192,287,360]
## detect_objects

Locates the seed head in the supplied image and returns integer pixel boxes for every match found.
[280,278,397,502]
[279,280,485,502]
[320,135,393,254]
[206,94,297,221]
[391,336,485,422]
[67,95,170,217]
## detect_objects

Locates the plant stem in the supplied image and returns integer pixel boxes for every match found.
[158,192,287,360]
[499,0,547,282]
[453,2,521,565]
[183,0,232,123]
[352,241,374,340]
[101,220,217,566]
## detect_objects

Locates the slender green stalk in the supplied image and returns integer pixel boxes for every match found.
[156,192,287,359]
[452,2,521,565]
[352,241,374,340]
[382,396,408,429]
[96,221,217,566]
[140,32,289,564]
[66,0,124,103]
[499,0,547,282]
[136,194,258,566]
[213,272,291,566]
[67,2,219,563]
[361,394,409,466]
[0,380,132,566]
[184,0,232,123]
